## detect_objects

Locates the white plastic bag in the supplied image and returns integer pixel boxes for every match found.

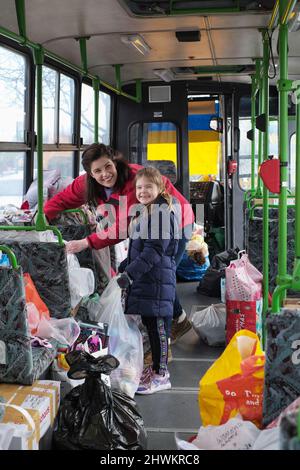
[67,253,95,308]
[94,277,143,398]
[176,416,260,450]
[114,239,129,270]
[36,317,80,347]
[191,303,226,346]
[252,428,280,450]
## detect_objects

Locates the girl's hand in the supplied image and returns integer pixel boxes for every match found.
[66,238,89,254]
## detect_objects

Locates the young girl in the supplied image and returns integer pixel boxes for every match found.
[117,167,178,394]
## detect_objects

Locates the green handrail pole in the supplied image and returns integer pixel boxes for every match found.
[115,65,122,93]
[78,37,89,75]
[93,77,100,143]
[0,245,19,269]
[278,0,289,305]
[257,62,263,198]
[33,46,47,231]
[0,224,64,246]
[135,79,142,103]
[15,0,26,39]
[271,0,290,313]
[250,74,257,196]
[262,31,270,346]
[295,84,300,259]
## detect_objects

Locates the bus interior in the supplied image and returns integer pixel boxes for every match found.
[0,0,300,451]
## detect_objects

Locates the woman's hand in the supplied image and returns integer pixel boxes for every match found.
[66,238,89,254]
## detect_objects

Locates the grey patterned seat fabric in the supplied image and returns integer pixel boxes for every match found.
[4,241,72,319]
[0,266,56,384]
[145,160,177,184]
[263,310,300,426]
[245,207,295,291]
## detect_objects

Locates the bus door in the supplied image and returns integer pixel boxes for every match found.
[188,94,225,256]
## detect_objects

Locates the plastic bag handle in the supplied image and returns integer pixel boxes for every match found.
[0,402,35,438]
[238,250,246,259]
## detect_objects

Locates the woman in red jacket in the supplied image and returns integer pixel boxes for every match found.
[44,143,194,340]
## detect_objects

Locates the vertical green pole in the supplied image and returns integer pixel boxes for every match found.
[251,74,257,196]
[257,60,263,198]
[115,64,122,92]
[272,0,289,312]
[295,84,300,258]
[262,31,270,346]
[33,46,47,231]
[15,0,26,38]
[135,79,142,103]
[278,0,289,303]
[93,77,100,143]
[78,37,89,75]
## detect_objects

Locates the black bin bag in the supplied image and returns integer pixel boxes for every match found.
[52,351,147,450]
[197,248,240,298]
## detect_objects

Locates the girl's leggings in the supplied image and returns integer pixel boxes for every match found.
[141,316,172,375]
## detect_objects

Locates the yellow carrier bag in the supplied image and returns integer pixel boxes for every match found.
[199,329,265,428]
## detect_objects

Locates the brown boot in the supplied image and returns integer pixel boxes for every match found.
[170,316,192,344]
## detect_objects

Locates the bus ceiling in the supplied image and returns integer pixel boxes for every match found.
[1,0,300,89]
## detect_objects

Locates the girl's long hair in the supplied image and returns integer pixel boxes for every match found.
[81,143,130,206]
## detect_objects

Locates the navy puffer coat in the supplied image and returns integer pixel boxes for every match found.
[119,196,179,318]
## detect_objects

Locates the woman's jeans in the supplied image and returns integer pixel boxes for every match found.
[173,224,194,319]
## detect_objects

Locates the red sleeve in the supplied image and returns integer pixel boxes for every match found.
[44,175,87,221]
[163,176,195,227]
[86,181,138,250]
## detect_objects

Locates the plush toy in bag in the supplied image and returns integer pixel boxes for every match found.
[177,234,210,281]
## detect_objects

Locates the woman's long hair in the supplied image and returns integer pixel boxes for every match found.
[81,143,130,206]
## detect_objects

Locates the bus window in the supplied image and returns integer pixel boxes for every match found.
[0,152,25,207]
[129,121,178,166]
[35,67,76,145]
[81,84,94,144]
[34,151,74,179]
[0,45,26,142]
[99,91,111,145]
[238,117,258,190]
[59,74,75,143]
[238,115,278,191]
[81,85,111,145]
[37,66,58,144]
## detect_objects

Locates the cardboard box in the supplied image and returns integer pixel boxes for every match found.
[0,380,60,450]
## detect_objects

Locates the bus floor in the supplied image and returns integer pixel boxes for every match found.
[135,281,223,450]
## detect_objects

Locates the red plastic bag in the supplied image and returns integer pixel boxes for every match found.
[226,300,257,344]
[23,273,50,320]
